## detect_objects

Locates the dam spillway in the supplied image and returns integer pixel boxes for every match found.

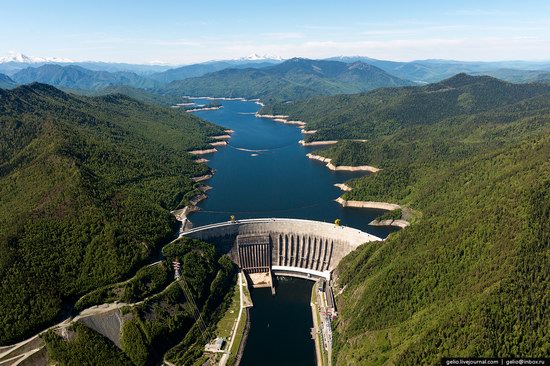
[181,218,382,280]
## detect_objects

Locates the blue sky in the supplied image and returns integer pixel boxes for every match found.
[2,0,550,64]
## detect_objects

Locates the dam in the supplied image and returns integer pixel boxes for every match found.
[182,218,381,281]
[184,218,381,366]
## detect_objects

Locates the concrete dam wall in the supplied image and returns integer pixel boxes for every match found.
[182,218,382,279]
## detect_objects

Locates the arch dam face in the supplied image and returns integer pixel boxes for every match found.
[181,218,382,281]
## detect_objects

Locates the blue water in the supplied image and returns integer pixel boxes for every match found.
[191,99,398,239]
[240,277,315,366]
[191,100,399,365]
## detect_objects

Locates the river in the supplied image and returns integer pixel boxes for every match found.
[240,277,315,366]
[191,99,396,365]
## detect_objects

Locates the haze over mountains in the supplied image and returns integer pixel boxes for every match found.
[148,59,281,84]
[2,52,550,99]
[328,56,550,83]
[0,52,283,75]
[11,64,160,90]
[160,58,415,101]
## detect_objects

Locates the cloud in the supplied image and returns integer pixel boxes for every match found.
[261,32,305,40]
[301,38,465,52]
[83,37,129,44]
[152,39,202,47]
[361,29,417,36]
[454,9,514,16]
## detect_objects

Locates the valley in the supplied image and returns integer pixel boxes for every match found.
[1,30,549,365]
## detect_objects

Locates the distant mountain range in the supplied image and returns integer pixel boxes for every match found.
[11,64,159,90]
[0,52,283,76]
[2,53,550,101]
[326,56,550,83]
[0,53,173,75]
[159,58,415,101]
[148,60,281,83]
[0,73,16,89]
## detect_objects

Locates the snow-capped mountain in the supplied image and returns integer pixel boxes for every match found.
[0,52,74,64]
[233,53,284,61]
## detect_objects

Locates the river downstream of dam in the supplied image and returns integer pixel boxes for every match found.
[191,99,396,365]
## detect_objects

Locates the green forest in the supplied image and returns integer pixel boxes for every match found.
[333,135,549,364]
[159,58,414,104]
[268,74,550,364]
[81,85,192,107]
[2,73,549,365]
[44,238,237,366]
[0,83,224,345]
[73,262,172,311]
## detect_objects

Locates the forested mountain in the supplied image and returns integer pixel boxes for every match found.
[470,68,550,83]
[44,238,237,366]
[159,58,415,102]
[78,85,190,107]
[328,56,550,83]
[11,64,160,90]
[149,60,279,83]
[264,74,550,363]
[0,73,16,89]
[0,83,224,344]
[266,73,550,141]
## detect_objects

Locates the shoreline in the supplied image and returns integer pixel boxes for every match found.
[234,308,251,365]
[334,187,411,228]
[369,218,410,228]
[211,134,232,140]
[189,129,234,155]
[299,140,338,146]
[185,106,223,113]
[178,129,234,231]
[209,141,228,147]
[189,148,217,155]
[334,183,352,192]
[255,113,308,129]
[335,197,401,211]
[307,153,380,172]
[172,184,212,233]
[184,95,264,107]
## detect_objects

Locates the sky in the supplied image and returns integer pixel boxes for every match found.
[2,0,550,65]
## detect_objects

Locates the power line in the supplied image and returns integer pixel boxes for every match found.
[177,278,209,338]
[226,142,296,153]
[173,261,209,340]
[198,199,336,215]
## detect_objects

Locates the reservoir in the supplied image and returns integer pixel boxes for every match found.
[191,99,397,365]
[192,99,398,238]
